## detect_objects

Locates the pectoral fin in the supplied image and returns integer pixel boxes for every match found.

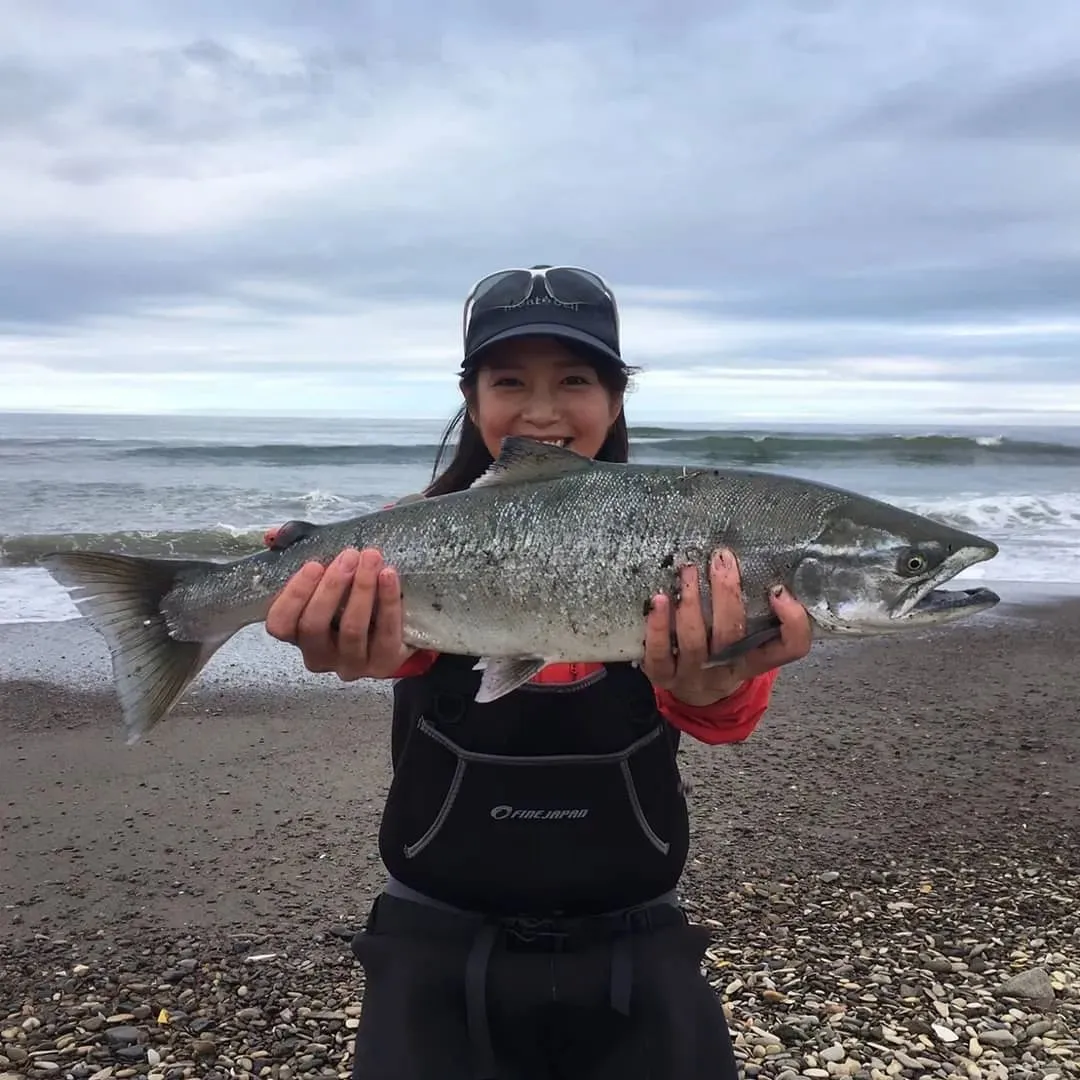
[473,657,548,703]
[702,616,783,667]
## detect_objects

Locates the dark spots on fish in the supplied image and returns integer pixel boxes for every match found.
[660,553,675,570]
[432,601,443,612]
[483,548,498,566]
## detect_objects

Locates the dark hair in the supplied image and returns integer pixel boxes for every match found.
[425,342,639,497]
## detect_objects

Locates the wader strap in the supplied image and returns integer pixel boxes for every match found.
[361,893,686,1080]
[610,934,634,1016]
[465,922,500,1080]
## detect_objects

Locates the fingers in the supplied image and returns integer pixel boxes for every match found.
[332,551,384,679]
[640,594,676,685]
[738,585,814,679]
[641,550,745,687]
[336,555,404,680]
[266,548,412,681]
[367,566,412,673]
[707,548,746,655]
[673,563,709,672]
[265,561,325,644]
[291,549,364,670]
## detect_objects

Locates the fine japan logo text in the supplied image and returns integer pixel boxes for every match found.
[490,805,590,821]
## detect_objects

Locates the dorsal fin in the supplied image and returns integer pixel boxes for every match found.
[470,436,596,489]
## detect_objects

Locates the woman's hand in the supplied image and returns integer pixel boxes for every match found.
[264,532,415,681]
[640,548,813,706]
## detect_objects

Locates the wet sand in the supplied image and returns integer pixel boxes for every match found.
[1,598,1078,945]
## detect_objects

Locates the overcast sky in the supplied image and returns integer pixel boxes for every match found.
[2,0,1079,426]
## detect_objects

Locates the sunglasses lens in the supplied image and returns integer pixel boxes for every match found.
[462,266,619,358]
[543,268,611,305]
[469,270,533,308]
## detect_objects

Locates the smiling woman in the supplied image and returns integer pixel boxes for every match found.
[260,263,814,1080]
[425,265,638,498]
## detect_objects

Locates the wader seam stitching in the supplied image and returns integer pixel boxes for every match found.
[620,758,670,855]
[417,716,663,764]
[403,756,466,858]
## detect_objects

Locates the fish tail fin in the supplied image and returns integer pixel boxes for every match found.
[40,551,229,744]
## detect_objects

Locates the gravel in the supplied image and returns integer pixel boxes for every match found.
[2,853,1076,1080]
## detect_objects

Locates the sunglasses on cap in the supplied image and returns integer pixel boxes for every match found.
[462,265,622,368]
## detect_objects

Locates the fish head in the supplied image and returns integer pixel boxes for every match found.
[789,496,1001,634]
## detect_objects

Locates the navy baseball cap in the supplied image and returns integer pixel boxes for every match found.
[461,265,623,369]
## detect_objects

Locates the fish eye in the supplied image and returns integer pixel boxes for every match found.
[898,549,929,576]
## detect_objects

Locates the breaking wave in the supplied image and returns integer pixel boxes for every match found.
[0,526,270,567]
[5,430,1080,468]
[629,430,1080,467]
[898,493,1080,533]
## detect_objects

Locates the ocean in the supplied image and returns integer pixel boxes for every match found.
[2,410,1080,631]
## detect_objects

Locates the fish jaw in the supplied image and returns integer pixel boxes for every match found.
[897,584,1001,623]
[811,581,1001,636]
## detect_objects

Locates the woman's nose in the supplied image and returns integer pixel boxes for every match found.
[521,393,559,423]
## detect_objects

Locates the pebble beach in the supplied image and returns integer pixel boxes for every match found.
[1,594,1078,1080]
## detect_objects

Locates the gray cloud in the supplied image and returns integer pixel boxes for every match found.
[839,61,1080,146]
[1,0,1079,408]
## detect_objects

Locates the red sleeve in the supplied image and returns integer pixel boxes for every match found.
[390,650,440,678]
[654,670,778,745]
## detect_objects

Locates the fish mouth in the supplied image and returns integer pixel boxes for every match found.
[892,543,1000,622]
[902,585,1001,621]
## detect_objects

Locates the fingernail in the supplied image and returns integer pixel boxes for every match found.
[712,549,728,571]
[771,584,785,598]
[339,549,359,572]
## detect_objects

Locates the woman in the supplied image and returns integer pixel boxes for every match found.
[265,265,813,1080]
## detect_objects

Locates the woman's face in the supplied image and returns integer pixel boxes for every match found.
[468,336,624,461]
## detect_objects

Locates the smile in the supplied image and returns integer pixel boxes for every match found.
[522,436,573,448]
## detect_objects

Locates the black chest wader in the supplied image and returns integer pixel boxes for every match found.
[349,655,738,1080]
